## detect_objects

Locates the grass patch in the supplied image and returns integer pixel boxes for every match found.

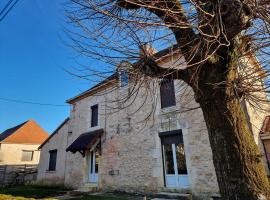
[70,195,134,200]
[70,193,143,200]
[0,194,34,200]
[71,195,127,200]
[0,185,142,200]
[0,184,70,199]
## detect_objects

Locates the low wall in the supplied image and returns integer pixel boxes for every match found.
[0,164,37,186]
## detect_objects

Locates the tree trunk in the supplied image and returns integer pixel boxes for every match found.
[194,46,270,199]
[199,91,270,199]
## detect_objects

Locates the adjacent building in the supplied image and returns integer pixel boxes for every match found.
[0,120,49,165]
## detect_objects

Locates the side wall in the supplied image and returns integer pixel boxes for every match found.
[0,143,40,165]
[37,121,69,185]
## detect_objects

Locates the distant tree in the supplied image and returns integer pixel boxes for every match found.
[66,0,270,199]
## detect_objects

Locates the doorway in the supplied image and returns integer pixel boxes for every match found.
[88,144,100,183]
[161,132,189,188]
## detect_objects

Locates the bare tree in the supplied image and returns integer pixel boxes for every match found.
[65,0,270,199]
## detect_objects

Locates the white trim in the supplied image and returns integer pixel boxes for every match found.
[88,103,100,131]
[163,143,189,188]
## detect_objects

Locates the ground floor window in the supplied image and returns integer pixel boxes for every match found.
[48,150,57,171]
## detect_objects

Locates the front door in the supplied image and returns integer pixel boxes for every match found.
[162,142,189,188]
[88,149,100,183]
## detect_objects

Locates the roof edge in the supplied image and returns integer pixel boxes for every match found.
[38,118,70,149]
[66,45,179,104]
[0,120,29,143]
[66,73,118,104]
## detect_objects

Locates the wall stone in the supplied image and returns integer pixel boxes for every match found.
[37,119,69,185]
[38,78,221,197]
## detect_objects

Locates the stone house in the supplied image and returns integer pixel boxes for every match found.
[0,120,49,165]
[37,48,270,199]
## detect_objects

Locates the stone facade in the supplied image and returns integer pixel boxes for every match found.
[37,54,269,199]
[38,78,220,198]
[37,119,70,185]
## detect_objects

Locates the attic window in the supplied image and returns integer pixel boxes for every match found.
[119,70,129,87]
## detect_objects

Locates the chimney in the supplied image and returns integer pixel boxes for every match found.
[139,44,157,57]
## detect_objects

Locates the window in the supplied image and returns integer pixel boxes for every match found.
[262,139,270,170]
[160,79,176,108]
[21,150,34,161]
[48,150,57,171]
[91,104,98,127]
[120,70,129,87]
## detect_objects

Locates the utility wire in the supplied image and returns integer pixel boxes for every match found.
[0,0,20,23]
[0,97,68,107]
[0,0,13,16]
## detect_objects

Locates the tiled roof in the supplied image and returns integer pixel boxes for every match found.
[66,129,103,154]
[0,120,49,144]
[0,121,27,142]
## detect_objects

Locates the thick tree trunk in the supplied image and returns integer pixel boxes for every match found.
[194,46,270,199]
[199,91,270,199]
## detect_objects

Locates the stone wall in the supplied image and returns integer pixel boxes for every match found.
[64,92,108,188]
[37,120,69,185]
[62,78,220,196]
[36,54,270,199]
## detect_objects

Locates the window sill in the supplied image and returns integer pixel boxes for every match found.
[46,170,56,173]
[87,126,101,132]
[160,106,177,113]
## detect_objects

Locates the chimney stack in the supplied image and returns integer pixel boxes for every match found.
[139,44,157,57]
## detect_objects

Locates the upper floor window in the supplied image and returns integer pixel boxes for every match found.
[21,150,34,161]
[91,104,99,127]
[120,70,129,87]
[48,149,57,171]
[160,79,176,108]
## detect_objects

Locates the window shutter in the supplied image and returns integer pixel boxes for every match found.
[160,79,176,108]
[91,105,98,127]
[48,150,57,171]
[21,151,34,161]
[120,70,129,87]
